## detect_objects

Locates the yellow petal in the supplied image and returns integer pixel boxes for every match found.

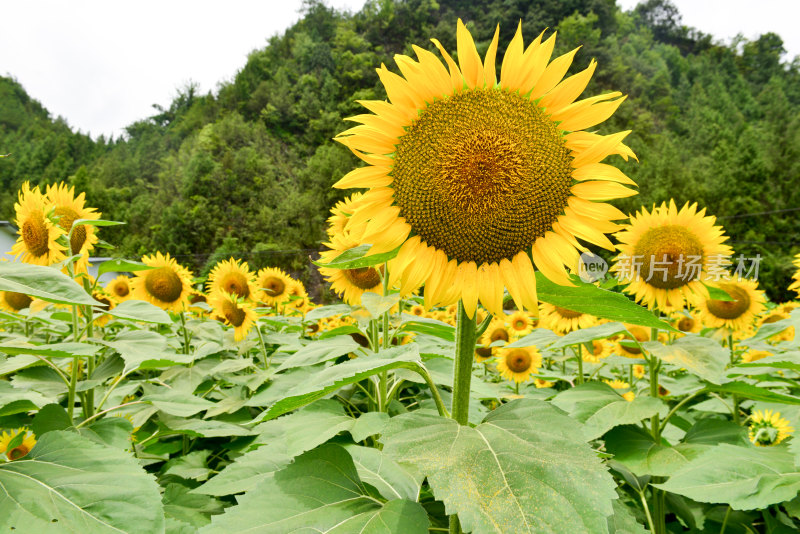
[456,19,483,89]
[356,99,414,127]
[500,22,526,91]
[531,238,573,286]
[570,130,632,167]
[511,252,541,309]
[483,25,500,87]
[499,258,525,311]
[412,45,453,96]
[529,46,578,100]
[459,261,479,318]
[571,163,636,186]
[515,31,554,94]
[555,94,627,131]
[431,38,464,91]
[571,181,637,201]
[333,165,392,189]
[538,59,596,112]
[377,64,424,111]
[388,237,420,289]
[567,196,627,221]
[477,262,503,317]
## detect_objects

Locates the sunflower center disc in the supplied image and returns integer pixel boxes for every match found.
[633,225,704,289]
[113,283,130,297]
[506,349,533,373]
[21,216,50,257]
[222,300,246,327]
[706,283,750,319]
[392,88,573,264]
[5,292,32,311]
[343,267,381,290]
[554,306,583,319]
[145,267,183,303]
[490,328,509,343]
[475,347,492,359]
[677,317,695,332]
[8,445,30,461]
[222,273,250,299]
[590,340,603,355]
[263,277,286,297]
[761,314,783,324]
[53,206,87,254]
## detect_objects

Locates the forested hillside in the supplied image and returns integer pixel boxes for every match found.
[1,0,799,299]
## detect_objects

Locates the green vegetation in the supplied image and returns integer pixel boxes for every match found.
[1,0,799,299]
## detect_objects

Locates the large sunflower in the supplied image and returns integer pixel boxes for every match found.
[46,182,100,274]
[612,200,732,312]
[11,182,66,266]
[319,233,385,305]
[207,258,257,301]
[105,275,133,303]
[333,21,636,318]
[0,291,33,313]
[210,292,257,341]
[696,278,765,332]
[130,252,193,312]
[539,302,595,333]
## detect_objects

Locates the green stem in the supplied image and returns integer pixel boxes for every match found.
[638,489,657,534]
[67,305,81,421]
[719,505,731,534]
[74,401,146,429]
[575,345,584,385]
[659,389,706,434]
[728,334,740,424]
[451,301,477,426]
[255,321,270,370]
[85,305,95,418]
[180,311,191,355]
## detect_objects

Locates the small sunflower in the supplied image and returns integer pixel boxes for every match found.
[334,20,637,319]
[539,302,595,333]
[632,364,646,379]
[496,346,542,384]
[130,252,193,312]
[105,275,133,303]
[0,428,36,460]
[285,279,312,313]
[749,410,793,446]
[0,291,32,313]
[583,338,611,363]
[616,324,650,358]
[696,279,766,332]
[11,181,66,266]
[89,289,115,327]
[207,258,257,301]
[604,379,630,390]
[210,292,257,341]
[319,234,385,305]
[534,378,554,388]
[742,349,772,363]
[256,267,294,306]
[409,304,426,317]
[507,310,535,336]
[46,182,100,274]
[474,346,494,363]
[612,200,732,313]
[789,254,800,296]
[480,318,513,346]
[673,312,701,334]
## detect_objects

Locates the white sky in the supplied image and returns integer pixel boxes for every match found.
[2,0,798,140]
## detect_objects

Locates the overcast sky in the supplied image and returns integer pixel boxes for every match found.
[2,0,798,140]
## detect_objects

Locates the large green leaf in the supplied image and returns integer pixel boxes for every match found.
[259,345,422,421]
[343,444,422,502]
[655,444,800,510]
[102,299,172,324]
[535,273,673,330]
[551,322,628,349]
[196,400,355,496]
[201,444,429,534]
[162,484,223,528]
[608,500,649,534]
[552,382,667,440]
[705,382,800,405]
[382,399,617,534]
[643,335,729,384]
[604,425,709,477]
[0,261,100,306]
[97,258,154,277]
[98,330,191,372]
[141,389,215,417]
[0,430,164,533]
[276,335,361,371]
[312,243,401,269]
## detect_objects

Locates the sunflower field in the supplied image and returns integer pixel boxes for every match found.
[3,17,800,534]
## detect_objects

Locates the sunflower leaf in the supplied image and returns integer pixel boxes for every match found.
[97,258,154,277]
[535,273,675,331]
[654,444,800,510]
[0,262,100,306]
[703,283,734,301]
[200,444,429,534]
[101,299,172,324]
[0,430,164,533]
[642,335,729,384]
[312,243,401,269]
[381,399,617,534]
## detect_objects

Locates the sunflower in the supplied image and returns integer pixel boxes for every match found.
[756,309,794,342]
[285,279,311,313]
[583,338,611,363]
[604,379,630,390]
[789,254,800,295]
[507,310,535,336]
[0,428,36,460]
[534,378,554,388]
[256,267,294,307]
[210,292,257,342]
[632,364,646,379]
[105,275,133,303]
[333,21,636,319]
[672,311,701,334]
[539,302,595,333]
[130,252,193,312]
[327,192,367,240]
[616,324,650,358]
[0,291,33,313]
[612,200,732,313]
[742,349,772,363]
[474,346,494,363]
[46,182,100,274]
[696,278,765,332]
[89,289,115,327]
[207,258,257,301]
[496,346,542,383]
[749,410,793,446]
[11,182,66,266]
[480,318,513,346]
[319,233,385,305]
[409,304,426,317]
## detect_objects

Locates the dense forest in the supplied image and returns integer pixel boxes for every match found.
[1,0,799,300]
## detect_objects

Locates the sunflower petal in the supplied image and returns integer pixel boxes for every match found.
[456,19,484,89]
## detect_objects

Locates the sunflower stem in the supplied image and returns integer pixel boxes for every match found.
[728,333,740,424]
[451,301,477,426]
[719,505,732,534]
[67,305,81,421]
[85,305,95,418]
[255,321,270,370]
[179,311,191,355]
[575,345,584,385]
